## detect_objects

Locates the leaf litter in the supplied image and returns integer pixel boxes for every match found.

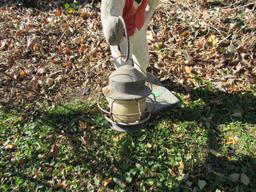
[0,2,256,190]
[0,0,255,109]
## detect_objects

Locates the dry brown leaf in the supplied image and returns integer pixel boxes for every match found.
[4,144,17,151]
[19,70,28,79]
[180,31,189,38]
[46,78,55,86]
[26,35,40,52]
[63,47,71,55]
[52,182,66,190]
[168,168,177,176]
[80,8,90,19]
[184,66,193,74]
[81,135,90,146]
[63,62,72,68]
[55,8,62,17]
[50,143,59,157]
[208,34,219,47]
[102,177,113,187]
[178,161,185,176]
[79,121,88,129]
[79,44,87,54]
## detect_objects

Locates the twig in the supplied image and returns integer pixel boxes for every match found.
[57,29,67,44]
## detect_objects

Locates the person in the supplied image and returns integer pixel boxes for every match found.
[101,0,159,75]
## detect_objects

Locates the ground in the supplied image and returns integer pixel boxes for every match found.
[0,0,256,191]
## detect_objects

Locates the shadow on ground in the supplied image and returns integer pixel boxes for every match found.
[2,81,255,191]
[163,82,256,191]
[34,81,255,191]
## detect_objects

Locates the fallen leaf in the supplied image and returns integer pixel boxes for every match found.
[229,173,240,182]
[240,173,250,185]
[208,34,219,47]
[55,8,62,17]
[226,136,239,145]
[63,47,71,55]
[79,121,88,129]
[46,78,55,86]
[81,136,90,146]
[102,177,112,187]
[209,149,221,157]
[52,182,66,190]
[180,31,189,38]
[26,35,40,52]
[198,179,207,190]
[19,70,28,79]
[79,44,87,54]
[4,144,17,151]
[178,161,185,176]
[184,66,193,74]
[168,168,177,176]
[80,8,89,19]
[63,62,72,68]
[227,154,232,160]
[50,143,59,157]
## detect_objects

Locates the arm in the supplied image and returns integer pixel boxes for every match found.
[101,0,126,45]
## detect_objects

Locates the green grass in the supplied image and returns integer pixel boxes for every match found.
[0,87,256,191]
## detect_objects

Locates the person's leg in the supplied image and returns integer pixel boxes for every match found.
[144,0,160,26]
[130,0,159,74]
[130,27,149,74]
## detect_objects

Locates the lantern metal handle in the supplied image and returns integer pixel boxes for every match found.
[97,92,111,115]
[118,16,130,62]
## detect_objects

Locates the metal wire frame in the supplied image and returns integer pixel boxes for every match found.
[97,92,156,126]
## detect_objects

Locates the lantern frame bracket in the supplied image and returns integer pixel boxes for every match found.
[97,92,156,126]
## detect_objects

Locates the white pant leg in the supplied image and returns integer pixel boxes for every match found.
[145,0,160,25]
[130,0,159,74]
[130,27,149,74]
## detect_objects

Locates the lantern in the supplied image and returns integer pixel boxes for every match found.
[97,64,156,131]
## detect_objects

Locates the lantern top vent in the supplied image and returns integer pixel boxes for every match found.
[105,65,151,100]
